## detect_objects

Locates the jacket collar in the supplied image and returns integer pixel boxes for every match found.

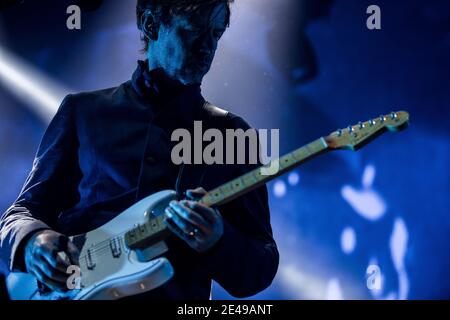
[131,60,206,126]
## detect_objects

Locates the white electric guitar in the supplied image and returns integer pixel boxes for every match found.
[6,111,409,300]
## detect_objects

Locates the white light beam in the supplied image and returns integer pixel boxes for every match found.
[0,46,70,122]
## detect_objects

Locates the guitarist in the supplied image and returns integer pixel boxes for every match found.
[0,0,279,299]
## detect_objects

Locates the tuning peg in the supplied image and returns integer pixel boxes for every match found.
[369,119,375,126]
[347,125,354,133]
[390,112,398,120]
[379,115,386,123]
[337,129,343,136]
[358,121,365,129]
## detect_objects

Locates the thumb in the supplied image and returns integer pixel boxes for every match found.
[66,240,80,266]
[186,187,207,200]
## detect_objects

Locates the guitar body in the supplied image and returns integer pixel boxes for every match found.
[6,190,178,300]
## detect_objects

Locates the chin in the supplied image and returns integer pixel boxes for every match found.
[180,72,205,85]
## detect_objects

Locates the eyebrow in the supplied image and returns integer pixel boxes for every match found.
[185,18,226,32]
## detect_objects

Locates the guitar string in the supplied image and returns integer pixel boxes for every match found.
[76,216,168,262]
[77,235,126,263]
[77,232,127,259]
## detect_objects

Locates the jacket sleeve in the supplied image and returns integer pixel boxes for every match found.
[0,95,82,272]
[201,116,279,298]
[202,177,279,298]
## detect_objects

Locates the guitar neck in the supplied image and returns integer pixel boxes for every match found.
[124,111,409,250]
[199,137,329,207]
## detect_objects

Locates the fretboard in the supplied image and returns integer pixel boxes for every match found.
[199,137,329,207]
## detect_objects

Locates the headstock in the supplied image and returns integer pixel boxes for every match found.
[325,111,409,150]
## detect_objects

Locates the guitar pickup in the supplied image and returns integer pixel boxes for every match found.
[86,248,96,270]
[109,238,122,258]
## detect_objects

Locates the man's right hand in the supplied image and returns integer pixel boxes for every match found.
[24,230,80,292]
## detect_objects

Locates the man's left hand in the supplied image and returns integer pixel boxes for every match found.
[164,187,224,253]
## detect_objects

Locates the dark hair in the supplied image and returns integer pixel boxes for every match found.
[136,0,234,52]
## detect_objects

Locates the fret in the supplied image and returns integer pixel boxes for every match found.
[255,168,265,180]
[198,194,211,206]
[233,177,244,190]
[220,182,233,196]
[214,188,224,202]
[227,185,235,197]
[242,170,258,185]
[304,143,313,155]
[199,194,212,206]
[277,157,286,171]
[282,152,297,169]
[310,140,322,152]
[292,148,300,160]
[293,146,308,161]
[289,150,298,162]
[239,175,247,187]
[209,188,223,203]
[211,189,224,201]
[125,215,170,249]
[284,152,297,170]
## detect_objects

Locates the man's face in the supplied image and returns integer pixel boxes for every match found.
[146,2,228,85]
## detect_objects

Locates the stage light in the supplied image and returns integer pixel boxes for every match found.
[341,226,357,254]
[0,47,70,122]
[273,180,287,198]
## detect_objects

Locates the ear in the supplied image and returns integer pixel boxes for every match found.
[141,10,159,41]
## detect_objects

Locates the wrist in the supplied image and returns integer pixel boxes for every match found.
[22,229,50,272]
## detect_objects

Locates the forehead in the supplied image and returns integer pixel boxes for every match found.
[175,2,228,28]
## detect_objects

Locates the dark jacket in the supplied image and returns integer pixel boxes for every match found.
[0,61,279,299]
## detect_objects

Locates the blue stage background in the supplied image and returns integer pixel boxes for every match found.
[0,0,449,299]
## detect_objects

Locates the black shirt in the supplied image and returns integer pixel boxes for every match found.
[0,60,279,299]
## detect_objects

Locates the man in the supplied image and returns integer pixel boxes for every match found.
[0,0,279,299]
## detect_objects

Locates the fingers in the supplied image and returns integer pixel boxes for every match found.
[168,201,210,234]
[165,206,192,234]
[53,234,79,267]
[186,187,207,200]
[66,241,80,266]
[37,248,70,281]
[164,198,224,253]
[24,230,81,293]
[185,201,219,224]
[33,261,69,292]
[40,239,79,273]
[41,250,71,274]
[163,216,195,244]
